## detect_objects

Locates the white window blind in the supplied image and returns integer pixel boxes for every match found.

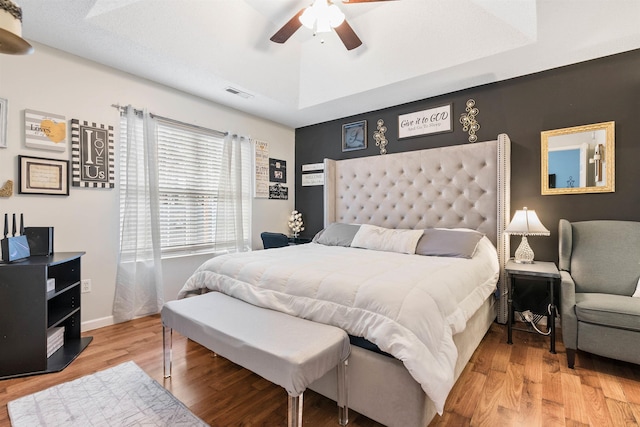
[119,114,251,257]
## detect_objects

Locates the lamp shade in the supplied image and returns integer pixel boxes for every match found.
[505,207,549,236]
[0,0,33,55]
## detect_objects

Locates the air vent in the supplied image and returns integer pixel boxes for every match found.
[225,87,254,99]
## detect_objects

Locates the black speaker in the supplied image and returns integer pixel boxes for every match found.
[24,227,54,256]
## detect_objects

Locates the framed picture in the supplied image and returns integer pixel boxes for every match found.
[268,183,288,200]
[71,119,115,188]
[24,109,67,152]
[18,155,70,196]
[269,158,286,183]
[0,98,7,148]
[342,120,367,152]
[398,103,453,139]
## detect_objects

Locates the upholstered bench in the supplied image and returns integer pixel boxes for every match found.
[161,291,350,427]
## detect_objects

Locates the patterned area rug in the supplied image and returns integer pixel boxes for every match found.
[8,361,208,426]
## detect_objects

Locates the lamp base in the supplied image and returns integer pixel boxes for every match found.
[514,235,535,264]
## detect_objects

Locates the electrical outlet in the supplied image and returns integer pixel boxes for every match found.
[81,279,92,293]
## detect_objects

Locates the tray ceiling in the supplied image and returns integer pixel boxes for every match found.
[18,0,640,128]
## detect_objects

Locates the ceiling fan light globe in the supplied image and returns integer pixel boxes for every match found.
[328,4,345,27]
[316,15,332,33]
[299,7,315,29]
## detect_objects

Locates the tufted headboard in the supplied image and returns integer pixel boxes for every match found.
[323,134,511,322]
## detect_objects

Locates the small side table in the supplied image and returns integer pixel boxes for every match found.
[505,260,560,353]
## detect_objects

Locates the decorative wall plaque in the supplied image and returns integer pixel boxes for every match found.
[71,119,114,188]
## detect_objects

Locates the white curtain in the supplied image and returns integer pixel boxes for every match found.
[113,107,164,323]
[214,133,251,253]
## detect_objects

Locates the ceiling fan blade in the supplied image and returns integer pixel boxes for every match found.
[334,20,362,50]
[270,8,305,44]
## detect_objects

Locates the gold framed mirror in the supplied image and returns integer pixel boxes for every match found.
[541,121,615,195]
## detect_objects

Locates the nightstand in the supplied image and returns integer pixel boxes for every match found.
[505,260,560,353]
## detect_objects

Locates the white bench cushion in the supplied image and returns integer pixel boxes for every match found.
[161,292,350,396]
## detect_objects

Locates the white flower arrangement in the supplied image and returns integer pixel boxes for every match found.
[288,210,305,237]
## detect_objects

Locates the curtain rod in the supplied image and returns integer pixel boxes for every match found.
[111,104,228,137]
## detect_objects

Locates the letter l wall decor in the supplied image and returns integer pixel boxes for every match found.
[71,119,115,188]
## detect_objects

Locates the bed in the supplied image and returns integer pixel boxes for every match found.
[176,135,511,426]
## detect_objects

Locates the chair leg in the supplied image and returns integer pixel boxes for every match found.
[566,348,576,369]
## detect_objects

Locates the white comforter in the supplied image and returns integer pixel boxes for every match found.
[178,238,499,413]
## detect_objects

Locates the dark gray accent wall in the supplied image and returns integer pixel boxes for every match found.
[294,49,640,263]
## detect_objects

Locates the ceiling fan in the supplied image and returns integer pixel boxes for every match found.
[270,0,396,51]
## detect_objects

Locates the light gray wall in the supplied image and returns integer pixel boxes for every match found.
[0,42,295,330]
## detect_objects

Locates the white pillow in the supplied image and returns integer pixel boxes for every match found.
[633,277,640,298]
[350,224,423,254]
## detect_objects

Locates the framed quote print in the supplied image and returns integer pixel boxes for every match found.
[18,155,69,196]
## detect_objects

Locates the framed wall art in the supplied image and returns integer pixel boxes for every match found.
[398,103,453,139]
[268,183,288,200]
[269,158,286,183]
[71,119,114,188]
[18,155,69,196]
[342,120,367,152]
[254,139,269,198]
[0,98,7,148]
[24,109,67,152]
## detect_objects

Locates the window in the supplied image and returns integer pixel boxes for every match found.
[119,113,252,257]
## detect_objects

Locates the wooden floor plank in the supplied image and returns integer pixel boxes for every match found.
[622,377,640,406]
[1,316,639,427]
[629,402,640,425]
[524,346,545,383]
[561,371,591,424]
[501,363,525,411]
[605,398,637,427]
[581,384,614,427]
[543,367,564,406]
[470,332,498,375]
[541,399,566,427]
[517,380,542,426]
[442,365,485,419]
[468,368,506,426]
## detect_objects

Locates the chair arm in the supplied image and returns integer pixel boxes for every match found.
[560,270,578,350]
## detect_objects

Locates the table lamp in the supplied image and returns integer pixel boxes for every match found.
[505,207,550,263]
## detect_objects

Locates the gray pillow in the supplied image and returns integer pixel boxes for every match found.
[415,228,484,258]
[313,223,361,247]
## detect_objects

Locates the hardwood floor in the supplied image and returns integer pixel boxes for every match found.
[1,315,639,426]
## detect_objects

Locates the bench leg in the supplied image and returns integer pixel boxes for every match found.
[287,393,303,427]
[337,359,349,426]
[163,325,172,378]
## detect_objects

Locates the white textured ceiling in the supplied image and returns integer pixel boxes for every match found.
[18,0,640,128]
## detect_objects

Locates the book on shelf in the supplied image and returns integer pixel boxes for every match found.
[47,327,65,358]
